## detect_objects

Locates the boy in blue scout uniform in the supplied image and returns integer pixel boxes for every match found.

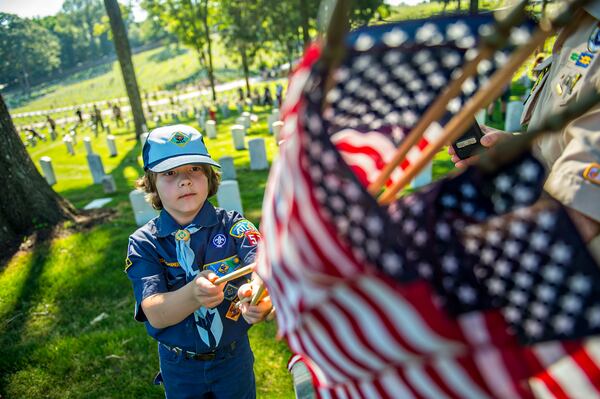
[449,4,600,259]
[125,124,272,399]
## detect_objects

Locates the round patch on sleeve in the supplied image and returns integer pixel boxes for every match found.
[212,234,227,248]
[229,219,258,238]
[583,163,600,185]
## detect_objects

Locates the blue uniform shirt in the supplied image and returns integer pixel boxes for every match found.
[125,201,260,353]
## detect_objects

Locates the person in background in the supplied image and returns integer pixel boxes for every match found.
[449,5,600,260]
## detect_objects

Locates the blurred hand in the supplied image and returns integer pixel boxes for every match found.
[192,270,224,308]
[237,282,272,324]
[448,125,510,168]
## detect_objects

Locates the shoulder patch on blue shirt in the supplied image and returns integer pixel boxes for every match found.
[229,219,258,238]
[125,256,133,271]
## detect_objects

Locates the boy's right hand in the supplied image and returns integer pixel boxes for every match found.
[448,126,510,168]
[192,271,224,308]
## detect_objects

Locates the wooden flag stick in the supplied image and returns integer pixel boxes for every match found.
[367,1,529,196]
[214,263,255,285]
[250,283,267,306]
[378,26,553,205]
[366,47,492,196]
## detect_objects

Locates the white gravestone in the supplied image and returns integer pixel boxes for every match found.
[272,108,280,121]
[197,114,206,131]
[39,156,56,186]
[84,198,113,210]
[217,180,243,213]
[411,161,433,189]
[101,174,117,194]
[290,360,317,399]
[231,125,246,150]
[272,121,284,143]
[248,138,269,170]
[106,135,118,157]
[83,136,94,155]
[241,112,251,129]
[267,114,277,134]
[129,189,159,226]
[219,156,237,181]
[205,120,217,139]
[505,101,525,132]
[220,103,229,117]
[87,153,106,184]
[64,137,75,155]
[235,117,247,130]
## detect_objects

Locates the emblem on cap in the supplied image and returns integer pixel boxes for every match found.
[175,229,191,241]
[170,131,191,147]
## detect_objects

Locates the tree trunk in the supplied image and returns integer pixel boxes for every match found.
[299,0,311,47]
[0,93,76,253]
[201,0,217,101]
[241,46,251,96]
[469,0,478,14]
[103,0,147,139]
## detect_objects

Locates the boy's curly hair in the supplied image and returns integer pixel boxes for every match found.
[135,164,221,210]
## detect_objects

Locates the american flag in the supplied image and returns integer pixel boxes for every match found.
[320,14,533,188]
[255,13,600,399]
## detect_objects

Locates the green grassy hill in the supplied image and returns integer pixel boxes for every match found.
[6,43,241,115]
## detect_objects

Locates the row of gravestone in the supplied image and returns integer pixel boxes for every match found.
[62,134,118,158]
[39,154,117,195]
[39,134,119,195]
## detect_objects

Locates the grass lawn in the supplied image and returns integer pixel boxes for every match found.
[0,105,293,398]
[5,40,250,116]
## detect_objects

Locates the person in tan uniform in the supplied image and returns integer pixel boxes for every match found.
[449,3,600,259]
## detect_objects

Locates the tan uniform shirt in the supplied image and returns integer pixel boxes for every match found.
[521,10,600,257]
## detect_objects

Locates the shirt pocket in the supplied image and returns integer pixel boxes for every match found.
[521,69,549,125]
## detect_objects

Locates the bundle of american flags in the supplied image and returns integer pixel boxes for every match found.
[255,13,600,399]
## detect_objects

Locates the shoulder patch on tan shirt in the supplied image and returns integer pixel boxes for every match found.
[583,163,600,185]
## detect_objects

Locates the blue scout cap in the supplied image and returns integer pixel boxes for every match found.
[142,124,220,172]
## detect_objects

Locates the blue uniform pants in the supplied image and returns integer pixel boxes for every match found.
[156,336,256,399]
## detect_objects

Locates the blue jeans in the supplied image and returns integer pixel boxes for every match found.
[156,336,256,399]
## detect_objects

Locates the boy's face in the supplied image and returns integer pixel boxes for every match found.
[155,164,209,226]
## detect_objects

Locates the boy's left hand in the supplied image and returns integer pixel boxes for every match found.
[237,283,272,324]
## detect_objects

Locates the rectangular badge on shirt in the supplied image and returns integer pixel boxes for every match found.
[203,255,241,277]
[225,299,242,321]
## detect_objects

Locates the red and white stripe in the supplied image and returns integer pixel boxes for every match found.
[330,112,443,189]
[257,101,511,397]
[255,46,600,398]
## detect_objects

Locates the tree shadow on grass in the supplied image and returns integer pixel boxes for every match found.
[0,140,165,397]
[0,215,166,398]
